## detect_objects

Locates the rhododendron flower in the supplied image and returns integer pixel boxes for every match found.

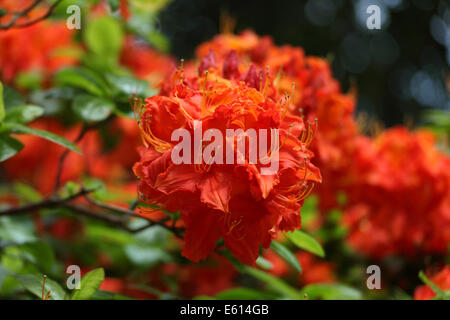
[414,266,450,300]
[133,62,321,264]
[343,127,450,258]
[195,31,359,211]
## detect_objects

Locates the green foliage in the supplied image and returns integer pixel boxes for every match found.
[286,230,325,258]
[73,94,115,122]
[15,274,66,300]
[84,17,124,62]
[270,241,302,273]
[215,287,276,300]
[243,266,303,300]
[71,268,105,300]
[300,284,362,300]
[3,122,81,154]
[4,105,44,124]
[0,134,23,162]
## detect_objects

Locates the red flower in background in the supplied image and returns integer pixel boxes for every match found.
[3,118,104,195]
[163,256,236,298]
[133,62,321,264]
[414,266,450,300]
[296,252,335,285]
[343,128,450,258]
[120,36,175,84]
[0,0,79,84]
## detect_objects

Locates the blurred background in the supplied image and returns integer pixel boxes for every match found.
[159,0,450,127]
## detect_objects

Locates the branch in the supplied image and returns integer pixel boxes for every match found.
[0,0,63,30]
[0,187,93,216]
[84,195,184,238]
[0,186,184,238]
[53,116,113,193]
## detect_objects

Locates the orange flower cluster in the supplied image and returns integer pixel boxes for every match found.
[195,31,450,260]
[414,266,450,300]
[133,61,321,264]
[343,128,450,258]
[196,31,358,211]
[0,0,78,83]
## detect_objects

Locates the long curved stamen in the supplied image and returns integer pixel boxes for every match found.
[139,119,172,152]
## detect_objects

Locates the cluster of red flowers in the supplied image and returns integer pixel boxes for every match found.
[0,0,79,84]
[342,128,450,258]
[196,31,358,212]
[133,58,321,264]
[194,31,450,260]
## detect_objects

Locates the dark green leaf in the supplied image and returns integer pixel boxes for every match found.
[15,274,66,300]
[5,105,44,124]
[270,241,302,273]
[71,268,105,300]
[72,94,114,122]
[244,266,302,299]
[2,84,25,109]
[54,68,106,97]
[0,134,23,162]
[4,122,81,154]
[286,230,325,258]
[105,73,155,97]
[18,242,55,274]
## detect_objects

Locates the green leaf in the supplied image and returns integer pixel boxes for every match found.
[54,68,106,97]
[15,274,66,300]
[124,245,171,267]
[105,73,154,97]
[0,216,36,244]
[4,105,44,124]
[84,17,124,60]
[0,134,23,162]
[71,268,105,300]
[4,122,81,154]
[2,84,25,109]
[13,182,42,202]
[286,230,325,258]
[72,94,114,122]
[255,256,273,270]
[215,287,276,300]
[18,242,55,274]
[0,81,5,122]
[300,284,362,300]
[243,266,302,299]
[270,241,302,273]
[418,271,446,299]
